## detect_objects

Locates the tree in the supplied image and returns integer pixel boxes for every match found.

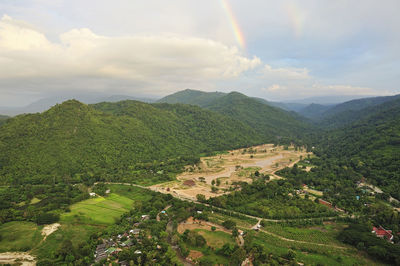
[285,249,296,260]
[211,226,216,231]
[232,228,239,238]
[230,248,246,265]
[196,194,206,203]
[222,220,236,229]
[211,180,215,186]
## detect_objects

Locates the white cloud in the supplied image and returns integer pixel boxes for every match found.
[258,82,394,101]
[261,64,310,80]
[0,15,261,93]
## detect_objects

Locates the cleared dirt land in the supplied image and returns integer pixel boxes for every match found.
[0,252,36,266]
[41,223,60,241]
[151,144,308,200]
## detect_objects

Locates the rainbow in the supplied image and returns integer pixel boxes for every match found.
[285,3,305,38]
[220,0,246,49]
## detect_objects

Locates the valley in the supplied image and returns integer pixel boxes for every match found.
[1,91,400,265]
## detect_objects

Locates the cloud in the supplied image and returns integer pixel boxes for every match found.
[0,15,261,94]
[261,64,310,80]
[259,82,394,101]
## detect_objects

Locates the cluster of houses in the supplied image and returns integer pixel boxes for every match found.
[94,215,150,263]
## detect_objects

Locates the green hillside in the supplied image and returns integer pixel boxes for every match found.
[203,92,311,143]
[0,100,264,185]
[315,94,400,128]
[0,115,9,126]
[157,89,226,107]
[315,97,400,199]
[298,103,332,120]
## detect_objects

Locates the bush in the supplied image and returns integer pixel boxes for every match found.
[36,212,60,225]
[222,220,236,230]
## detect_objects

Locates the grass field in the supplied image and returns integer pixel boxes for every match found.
[262,223,347,246]
[208,211,257,228]
[61,193,134,224]
[61,185,152,225]
[32,223,100,259]
[253,229,381,265]
[0,221,43,252]
[194,229,234,248]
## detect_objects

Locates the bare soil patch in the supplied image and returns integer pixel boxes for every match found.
[177,217,231,234]
[0,252,36,266]
[151,144,309,200]
[188,250,203,260]
[41,223,61,241]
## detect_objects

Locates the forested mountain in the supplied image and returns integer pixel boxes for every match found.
[160,90,311,142]
[0,94,156,116]
[202,92,311,143]
[0,115,8,126]
[312,94,400,128]
[315,97,400,199]
[298,103,332,119]
[158,89,225,107]
[0,100,265,185]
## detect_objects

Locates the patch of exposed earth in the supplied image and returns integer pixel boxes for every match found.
[0,252,36,266]
[151,144,309,200]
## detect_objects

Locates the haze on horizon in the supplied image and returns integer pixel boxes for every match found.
[0,0,399,106]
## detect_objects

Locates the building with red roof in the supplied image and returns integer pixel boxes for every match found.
[372,226,393,242]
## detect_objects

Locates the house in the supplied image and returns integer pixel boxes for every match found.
[105,189,111,194]
[141,214,150,221]
[197,211,203,214]
[372,226,393,242]
[89,192,96,197]
[134,250,142,254]
[318,199,333,208]
[183,179,196,187]
[130,229,141,235]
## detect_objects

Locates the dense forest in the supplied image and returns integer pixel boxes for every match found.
[0,97,312,186]
[314,97,400,200]
[0,115,8,126]
[0,100,269,185]
[160,90,312,144]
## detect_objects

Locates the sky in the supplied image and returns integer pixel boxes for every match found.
[0,0,399,106]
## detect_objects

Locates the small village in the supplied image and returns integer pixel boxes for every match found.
[94,214,153,265]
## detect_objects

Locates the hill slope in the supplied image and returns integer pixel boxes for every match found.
[0,115,8,126]
[0,100,262,185]
[316,94,400,127]
[159,90,311,143]
[158,89,226,107]
[203,92,311,142]
[316,97,400,199]
[298,103,332,120]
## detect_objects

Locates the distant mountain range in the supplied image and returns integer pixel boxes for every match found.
[0,94,157,116]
